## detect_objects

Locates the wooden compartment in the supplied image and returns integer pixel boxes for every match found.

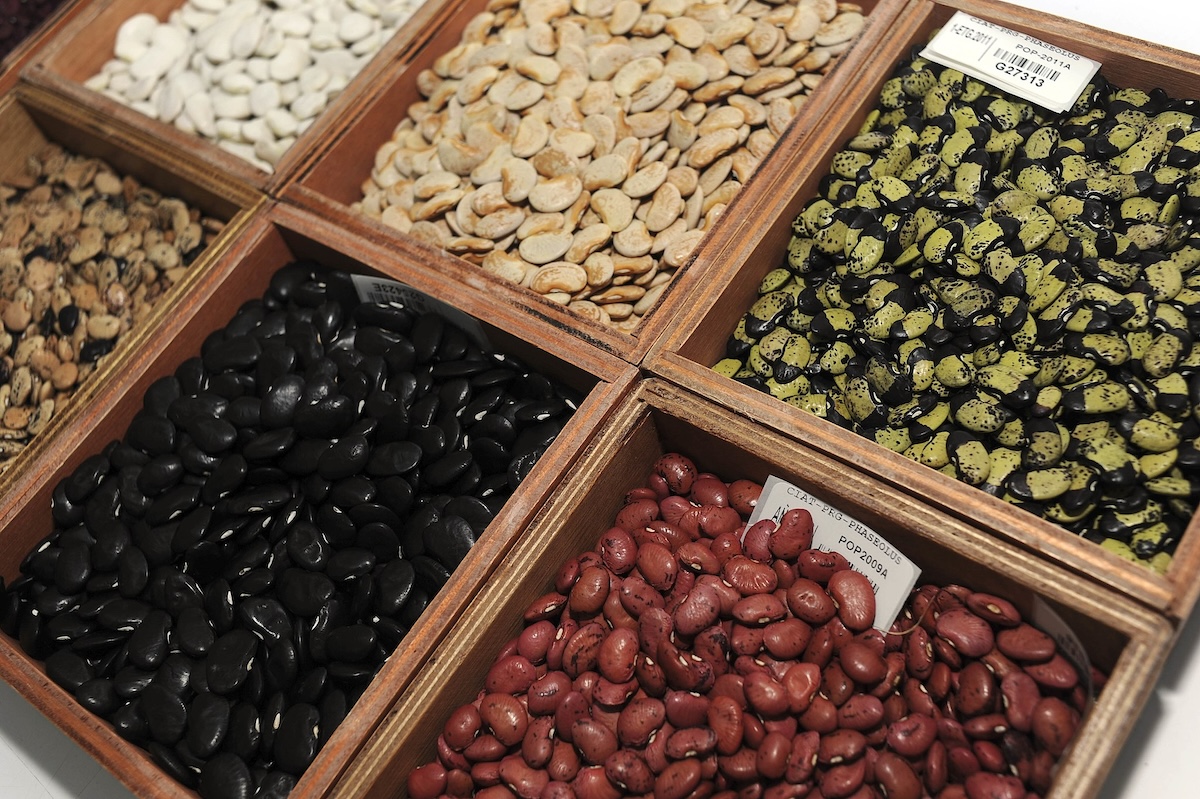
[0,201,636,799]
[332,378,1174,799]
[646,0,1200,621]
[0,82,260,531]
[284,0,907,364]
[20,0,450,192]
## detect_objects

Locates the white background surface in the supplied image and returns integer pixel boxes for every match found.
[4,0,1200,796]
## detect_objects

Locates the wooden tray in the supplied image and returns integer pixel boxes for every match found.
[283,0,907,364]
[332,378,1175,799]
[20,0,450,193]
[0,81,261,536]
[0,200,636,799]
[645,0,1200,622]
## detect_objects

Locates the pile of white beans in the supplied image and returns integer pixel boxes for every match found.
[84,0,428,170]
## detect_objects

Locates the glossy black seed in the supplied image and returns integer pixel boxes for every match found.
[205,335,263,374]
[425,450,474,489]
[180,440,223,475]
[45,648,93,691]
[325,548,375,583]
[132,520,176,569]
[154,653,199,696]
[199,751,253,799]
[46,611,92,645]
[168,394,230,428]
[127,609,172,669]
[115,665,156,698]
[242,427,297,462]
[110,698,149,743]
[312,434,366,481]
[424,515,478,569]
[146,484,201,525]
[260,691,288,754]
[142,682,188,744]
[397,586,432,628]
[278,568,335,617]
[412,554,452,594]
[186,692,231,758]
[326,624,377,663]
[260,374,305,429]
[374,559,415,616]
[185,417,238,455]
[75,678,120,715]
[226,396,262,429]
[137,451,183,494]
[237,597,293,644]
[53,540,91,595]
[223,538,271,583]
[265,639,299,693]
[287,521,330,571]
[148,741,197,789]
[35,586,79,617]
[315,503,356,547]
[127,414,177,457]
[207,629,259,695]
[65,454,110,504]
[443,496,495,534]
[232,567,275,598]
[173,506,214,554]
[327,476,375,509]
[99,597,151,631]
[175,606,216,657]
[209,372,253,401]
[472,413,516,446]
[221,484,293,517]
[225,701,262,762]
[70,628,127,656]
[294,394,356,438]
[355,522,401,561]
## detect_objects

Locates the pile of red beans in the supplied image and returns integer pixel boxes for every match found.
[408,454,1099,799]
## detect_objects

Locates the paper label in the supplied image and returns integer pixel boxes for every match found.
[1031,596,1095,702]
[350,274,491,351]
[746,476,921,631]
[921,11,1101,113]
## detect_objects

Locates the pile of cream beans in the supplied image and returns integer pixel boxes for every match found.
[83,0,428,171]
[357,0,868,332]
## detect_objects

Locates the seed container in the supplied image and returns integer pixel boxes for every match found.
[328,378,1172,799]
[646,0,1200,622]
[20,0,448,192]
[0,81,259,535]
[284,0,906,363]
[0,200,635,799]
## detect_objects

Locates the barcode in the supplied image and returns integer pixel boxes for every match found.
[992,47,1060,81]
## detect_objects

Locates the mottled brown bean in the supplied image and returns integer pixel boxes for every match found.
[799,694,839,734]
[936,608,995,659]
[480,693,528,747]
[486,654,537,695]
[722,555,778,595]
[408,762,447,799]
[665,690,710,729]
[654,453,698,496]
[677,541,721,574]
[728,480,761,516]
[690,475,730,507]
[599,527,639,575]
[999,671,1040,733]
[572,718,619,765]
[666,726,719,759]
[444,704,483,751]
[563,622,607,678]
[574,765,620,799]
[597,627,639,684]
[823,662,855,706]
[965,592,1022,628]
[655,758,702,799]
[964,771,1026,799]
[819,756,867,799]
[819,728,867,765]
[732,593,788,626]
[522,715,555,769]
[768,509,815,560]
[466,734,507,764]
[527,671,572,716]
[617,696,665,748]
[674,582,723,636]
[762,617,812,660]
[839,641,888,685]
[837,694,884,731]
[1024,653,1079,691]
[707,693,744,756]
[499,754,549,799]
[604,749,655,794]
[638,542,678,592]
[956,660,998,717]
[962,713,1008,741]
[797,549,852,584]
[786,578,837,624]
[874,750,923,799]
[553,692,589,744]
[972,739,1007,773]
[995,624,1056,663]
[1030,696,1078,757]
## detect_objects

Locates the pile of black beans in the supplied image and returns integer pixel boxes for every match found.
[0,0,66,62]
[0,261,583,799]
[719,46,1200,573]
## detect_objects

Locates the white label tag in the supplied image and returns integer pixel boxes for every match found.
[1030,596,1095,702]
[921,11,1101,113]
[350,274,491,351]
[746,476,921,631]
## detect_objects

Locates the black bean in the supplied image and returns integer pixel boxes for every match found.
[186,417,239,455]
[110,698,149,743]
[265,639,299,694]
[293,394,356,438]
[175,606,216,657]
[127,609,171,670]
[146,484,201,526]
[130,454,181,500]
[53,540,92,595]
[131,521,175,569]
[237,597,293,644]
[326,625,377,663]
[99,597,151,631]
[206,629,260,695]
[46,611,93,645]
[75,678,120,716]
[45,648,93,692]
[374,559,415,616]
[205,335,263,374]
[168,393,230,428]
[154,653,199,697]
[115,666,156,699]
[326,548,375,582]
[315,503,356,547]
[142,682,188,744]
[199,751,252,799]
[70,629,127,657]
[173,506,213,554]
[318,434,370,480]
[277,568,334,617]
[225,701,262,763]
[261,374,305,428]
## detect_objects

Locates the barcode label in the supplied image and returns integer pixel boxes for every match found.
[992,46,1061,82]
[921,11,1100,112]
